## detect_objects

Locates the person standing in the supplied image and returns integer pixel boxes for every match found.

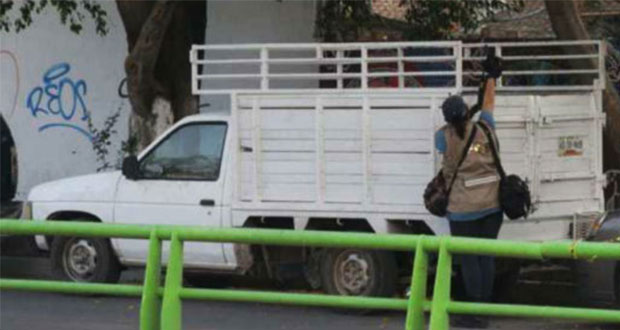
[434,58,503,329]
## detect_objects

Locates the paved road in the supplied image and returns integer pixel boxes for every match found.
[0,252,617,330]
[2,290,616,330]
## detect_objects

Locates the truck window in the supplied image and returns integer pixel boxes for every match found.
[139,123,227,181]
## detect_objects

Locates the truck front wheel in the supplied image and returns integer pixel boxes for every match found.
[320,249,397,298]
[51,236,121,283]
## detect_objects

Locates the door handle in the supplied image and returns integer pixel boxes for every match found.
[200,199,215,207]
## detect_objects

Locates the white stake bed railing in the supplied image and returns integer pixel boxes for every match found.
[189,40,607,240]
[191,40,606,94]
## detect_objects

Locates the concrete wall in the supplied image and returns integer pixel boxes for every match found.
[0,1,317,200]
[202,0,317,112]
[0,2,130,200]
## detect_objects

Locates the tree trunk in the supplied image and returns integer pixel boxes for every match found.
[115,0,207,152]
[545,0,620,171]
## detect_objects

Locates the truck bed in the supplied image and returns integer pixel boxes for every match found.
[232,92,604,223]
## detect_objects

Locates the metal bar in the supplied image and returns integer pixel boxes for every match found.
[1,220,620,328]
[231,92,241,204]
[180,287,415,310]
[2,220,620,260]
[315,96,325,204]
[197,56,457,65]
[336,50,343,89]
[406,238,429,330]
[140,231,162,330]
[161,234,184,330]
[190,47,199,95]
[260,48,268,90]
[397,48,404,88]
[197,86,596,95]
[598,41,606,88]
[464,54,599,61]
[193,41,460,50]
[455,43,463,91]
[252,97,262,202]
[464,69,599,76]
[0,279,143,296]
[463,40,600,47]
[461,86,598,92]
[361,95,371,204]
[429,240,452,330]
[448,301,620,323]
[361,46,368,90]
[197,71,458,80]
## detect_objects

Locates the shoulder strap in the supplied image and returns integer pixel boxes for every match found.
[446,124,478,194]
[478,122,506,179]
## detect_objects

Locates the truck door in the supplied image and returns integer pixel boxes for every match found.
[113,122,230,268]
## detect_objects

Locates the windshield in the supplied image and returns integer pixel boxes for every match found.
[139,123,227,181]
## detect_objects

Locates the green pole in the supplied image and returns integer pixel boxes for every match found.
[429,240,452,330]
[0,279,142,296]
[161,233,184,330]
[179,288,409,310]
[140,231,162,330]
[406,237,429,330]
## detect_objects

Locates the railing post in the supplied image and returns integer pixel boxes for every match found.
[161,233,184,330]
[455,43,463,92]
[140,230,162,330]
[429,239,452,330]
[405,237,429,330]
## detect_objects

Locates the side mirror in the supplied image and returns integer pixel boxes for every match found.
[122,156,140,180]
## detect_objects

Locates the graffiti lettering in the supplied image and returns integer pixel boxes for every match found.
[26,62,92,140]
[117,77,128,98]
[0,50,20,119]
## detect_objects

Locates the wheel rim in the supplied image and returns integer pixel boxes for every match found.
[332,250,373,295]
[62,238,98,282]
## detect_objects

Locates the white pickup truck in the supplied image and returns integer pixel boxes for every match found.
[25,41,607,297]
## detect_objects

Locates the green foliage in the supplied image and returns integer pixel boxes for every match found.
[314,0,525,42]
[403,0,524,40]
[582,0,620,45]
[88,106,122,172]
[0,0,108,35]
[314,0,374,42]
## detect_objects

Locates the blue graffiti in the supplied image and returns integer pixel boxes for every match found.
[26,62,92,140]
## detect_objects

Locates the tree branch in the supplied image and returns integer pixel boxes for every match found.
[545,0,620,168]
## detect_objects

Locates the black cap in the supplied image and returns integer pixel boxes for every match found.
[441,95,467,123]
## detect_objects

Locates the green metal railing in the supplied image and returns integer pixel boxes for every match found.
[0,219,619,329]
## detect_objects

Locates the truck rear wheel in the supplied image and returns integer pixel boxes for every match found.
[51,236,121,283]
[320,249,397,298]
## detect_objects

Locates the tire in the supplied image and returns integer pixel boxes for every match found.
[320,249,398,298]
[51,236,121,283]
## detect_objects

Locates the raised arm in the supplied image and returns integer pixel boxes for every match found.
[482,78,496,113]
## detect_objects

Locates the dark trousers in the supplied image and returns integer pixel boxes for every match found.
[449,211,503,302]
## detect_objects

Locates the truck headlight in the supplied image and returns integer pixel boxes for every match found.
[21,201,33,220]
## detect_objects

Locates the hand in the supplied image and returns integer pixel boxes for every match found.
[482,54,503,79]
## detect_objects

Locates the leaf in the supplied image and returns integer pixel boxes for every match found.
[1,0,108,36]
